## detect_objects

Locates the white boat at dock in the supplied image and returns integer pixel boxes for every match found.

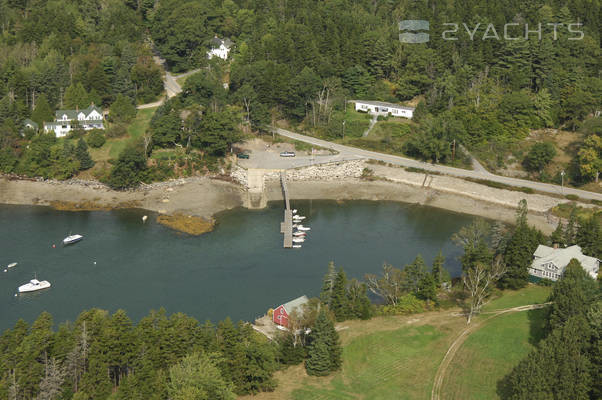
[63,234,83,245]
[292,238,305,243]
[296,225,311,231]
[293,232,306,237]
[18,278,51,293]
[292,209,298,214]
[293,215,306,220]
[292,245,302,248]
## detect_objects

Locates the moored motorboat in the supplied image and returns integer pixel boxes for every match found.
[293,232,306,237]
[296,225,311,231]
[292,238,305,243]
[293,216,306,221]
[292,245,302,248]
[292,209,297,214]
[63,234,83,245]
[18,278,51,293]
[7,262,17,269]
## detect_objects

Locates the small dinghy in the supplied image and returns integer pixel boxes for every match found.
[292,245,302,248]
[63,234,83,245]
[7,262,17,269]
[18,278,51,293]
[296,225,311,231]
[292,209,298,214]
[292,238,305,243]
[293,216,306,221]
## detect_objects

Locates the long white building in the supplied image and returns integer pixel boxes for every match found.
[529,244,599,281]
[44,104,104,138]
[351,100,415,119]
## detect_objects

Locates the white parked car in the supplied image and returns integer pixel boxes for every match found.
[280,151,296,157]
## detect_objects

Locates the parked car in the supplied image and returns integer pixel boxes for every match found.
[236,153,250,159]
[279,151,296,157]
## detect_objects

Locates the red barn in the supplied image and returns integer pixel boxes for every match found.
[272,295,309,328]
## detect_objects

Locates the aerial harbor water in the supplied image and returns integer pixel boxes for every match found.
[0,201,478,331]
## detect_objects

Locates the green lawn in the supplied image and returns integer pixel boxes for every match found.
[441,309,547,399]
[482,285,551,312]
[292,325,450,400]
[108,107,157,158]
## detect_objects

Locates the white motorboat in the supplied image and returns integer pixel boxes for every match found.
[296,225,311,231]
[293,232,306,237]
[7,262,17,269]
[292,209,297,214]
[18,278,51,293]
[292,238,305,243]
[293,216,306,221]
[292,245,302,248]
[63,234,83,245]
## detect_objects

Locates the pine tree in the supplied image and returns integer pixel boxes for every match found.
[305,338,331,376]
[550,220,565,247]
[110,94,137,123]
[564,206,578,246]
[330,268,350,322]
[547,259,598,332]
[305,310,341,376]
[431,251,446,285]
[75,138,94,170]
[31,94,54,126]
[404,255,428,294]
[64,83,89,109]
[319,262,337,307]
[575,215,601,258]
[417,273,437,304]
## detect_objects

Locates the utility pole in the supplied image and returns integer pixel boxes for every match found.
[560,170,565,194]
[342,120,346,139]
[451,139,456,162]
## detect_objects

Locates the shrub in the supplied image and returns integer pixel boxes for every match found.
[106,123,127,138]
[86,130,106,148]
[378,294,426,315]
[565,194,579,201]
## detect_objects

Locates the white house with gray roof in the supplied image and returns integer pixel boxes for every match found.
[529,244,599,281]
[352,100,415,119]
[207,37,233,60]
[43,104,104,138]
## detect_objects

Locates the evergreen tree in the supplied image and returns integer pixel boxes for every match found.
[330,269,350,322]
[31,94,54,126]
[431,251,448,286]
[305,310,341,376]
[107,145,147,189]
[575,215,601,259]
[550,220,565,247]
[110,94,137,124]
[564,206,578,246]
[417,273,437,304]
[167,352,235,400]
[75,138,94,170]
[547,259,598,332]
[319,262,337,307]
[64,83,90,109]
[404,255,428,294]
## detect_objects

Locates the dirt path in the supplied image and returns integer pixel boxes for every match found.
[430,303,550,400]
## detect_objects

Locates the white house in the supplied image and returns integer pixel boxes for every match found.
[529,244,599,281]
[352,100,415,119]
[207,37,233,60]
[43,104,104,138]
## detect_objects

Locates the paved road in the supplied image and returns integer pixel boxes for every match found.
[273,127,602,201]
[137,58,200,109]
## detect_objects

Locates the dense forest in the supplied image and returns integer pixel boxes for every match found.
[1,0,600,186]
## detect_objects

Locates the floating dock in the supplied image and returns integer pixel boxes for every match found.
[280,171,293,248]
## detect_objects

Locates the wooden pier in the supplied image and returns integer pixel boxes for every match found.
[280,171,293,248]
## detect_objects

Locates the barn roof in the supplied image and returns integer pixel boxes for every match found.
[281,295,309,314]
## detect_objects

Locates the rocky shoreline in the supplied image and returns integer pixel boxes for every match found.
[0,160,584,234]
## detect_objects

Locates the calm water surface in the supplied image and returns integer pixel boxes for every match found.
[0,201,478,331]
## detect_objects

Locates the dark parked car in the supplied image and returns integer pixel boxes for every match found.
[236,153,250,159]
